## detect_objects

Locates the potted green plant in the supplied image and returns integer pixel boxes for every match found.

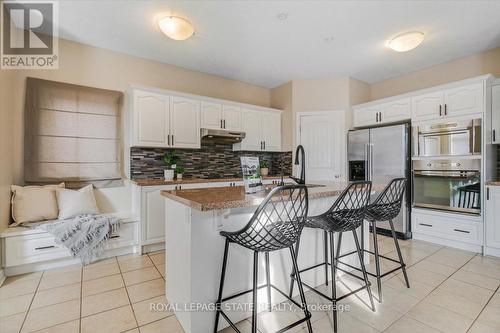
[260,160,270,177]
[175,166,185,180]
[163,150,178,180]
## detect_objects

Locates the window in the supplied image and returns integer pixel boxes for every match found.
[24,78,123,187]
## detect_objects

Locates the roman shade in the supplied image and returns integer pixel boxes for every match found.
[25,78,123,187]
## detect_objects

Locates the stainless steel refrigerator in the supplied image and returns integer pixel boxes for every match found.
[348,123,411,239]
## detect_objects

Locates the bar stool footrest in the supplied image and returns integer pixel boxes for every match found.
[216,283,311,333]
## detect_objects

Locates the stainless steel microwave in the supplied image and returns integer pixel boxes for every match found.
[413,119,481,157]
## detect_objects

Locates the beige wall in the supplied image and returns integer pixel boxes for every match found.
[270,81,293,151]
[1,38,271,231]
[0,70,15,233]
[370,47,500,100]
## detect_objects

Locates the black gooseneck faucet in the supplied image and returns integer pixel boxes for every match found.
[289,145,305,185]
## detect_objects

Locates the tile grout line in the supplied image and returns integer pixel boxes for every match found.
[18,270,44,333]
[466,283,500,332]
[79,264,83,333]
[116,255,141,331]
[147,252,166,281]
[401,253,481,332]
[346,241,444,332]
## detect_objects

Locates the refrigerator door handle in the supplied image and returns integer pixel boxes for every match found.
[369,143,374,181]
[364,144,369,181]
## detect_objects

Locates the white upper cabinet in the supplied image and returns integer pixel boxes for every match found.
[201,101,222,130]
[261,111,281,151]
[354,76,490,128]
[380,98,411,124]
[238,109,262,151]
[412,83,484,122]
[170,97,200,149]
[492,83,500,144]
[353,105,380,128]
[353,98,410,128]
[411,91,444,122]
[234,109,282,151]
[444,83,484,117]
[132,90,170,147]
[130,87,280,151]
[131,89,200,149]
[200,103,241,131]
[222,105,242,131]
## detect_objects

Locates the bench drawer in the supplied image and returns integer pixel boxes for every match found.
[4,222,140,267]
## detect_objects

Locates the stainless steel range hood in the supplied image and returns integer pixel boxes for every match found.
[200,128,246,144]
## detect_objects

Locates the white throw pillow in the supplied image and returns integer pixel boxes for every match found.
[11,183,65,224]
[56,185,99,220]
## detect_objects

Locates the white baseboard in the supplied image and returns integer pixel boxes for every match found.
[142,242,165,254]
[0,269,5,286]
[484,247,500,258]
[413,232,483,253]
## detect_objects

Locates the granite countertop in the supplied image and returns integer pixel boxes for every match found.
[132,175,289,186]
[161,182,384,211]
[486,181,500,186]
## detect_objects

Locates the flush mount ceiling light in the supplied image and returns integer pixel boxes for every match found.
[386,31,424,52]
[158,15,194,41]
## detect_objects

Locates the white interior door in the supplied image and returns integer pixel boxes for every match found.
[297,111,346,182]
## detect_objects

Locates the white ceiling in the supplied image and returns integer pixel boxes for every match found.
[57,0,500,88]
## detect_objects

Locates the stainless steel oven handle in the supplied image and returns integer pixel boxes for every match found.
[420,131,469,137]
[413,170,479,178]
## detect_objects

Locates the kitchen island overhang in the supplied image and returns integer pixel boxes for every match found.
[162,183,376,333]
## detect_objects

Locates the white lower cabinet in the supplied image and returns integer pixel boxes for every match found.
[412,208,483,252]
[485,186,500,257]
[139,179,290,249]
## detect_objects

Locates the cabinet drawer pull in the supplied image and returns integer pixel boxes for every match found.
[453,229,470,234]
[109,235,120,239]
[419,223,433,227]
[35,245,55,250]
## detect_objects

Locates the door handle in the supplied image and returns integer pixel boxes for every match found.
[487,187,490,200]
[439,104,442,116]
[375,113,379,122]
[453,229,470,234]
[263,141,266,150]
[168,134,170,146]
[379,112,382,122]
[223,119,226,129]
[493,129,496,142]
[444,104,448,115]
[220,119,223,129]
[419,223,433,227]
[172,135,174,146]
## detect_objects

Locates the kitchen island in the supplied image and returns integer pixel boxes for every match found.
[162,182,376,333]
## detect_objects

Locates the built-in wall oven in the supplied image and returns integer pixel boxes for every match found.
[413,119,481,157]
[412,159,481,215]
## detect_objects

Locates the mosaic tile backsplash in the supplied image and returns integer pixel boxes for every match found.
[131,141,293,179]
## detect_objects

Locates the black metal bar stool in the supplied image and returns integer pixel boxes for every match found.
[289,181,375,333]
[336,178,410,302]
[214,185,313,333]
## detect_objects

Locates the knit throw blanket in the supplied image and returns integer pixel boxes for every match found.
[37,214,120,265]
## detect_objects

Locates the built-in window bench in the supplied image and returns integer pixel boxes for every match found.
[1,212,140,277]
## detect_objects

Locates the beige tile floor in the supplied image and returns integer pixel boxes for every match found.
[1,235,500,333]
